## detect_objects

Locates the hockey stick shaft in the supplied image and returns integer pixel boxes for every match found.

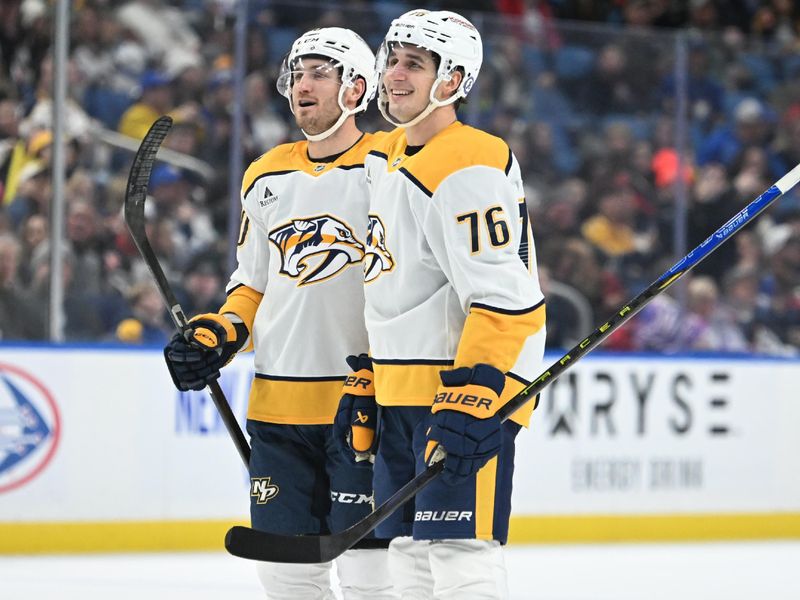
[124,116,251,467]
[496,161,800,423]
[225,161,800,563]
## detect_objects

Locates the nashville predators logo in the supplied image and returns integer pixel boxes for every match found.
[269,214,365,285]
[363,215,395,282]
[250,477,280,504]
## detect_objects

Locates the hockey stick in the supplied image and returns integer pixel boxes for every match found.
[225,162,800,563]
[123,116,251,467]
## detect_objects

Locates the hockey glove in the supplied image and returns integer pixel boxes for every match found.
[163,313,248,392]
[425,363,505,486]
[333,354,378,466]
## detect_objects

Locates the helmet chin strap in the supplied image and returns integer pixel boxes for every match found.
[300,84,352,142]
[379,76,460,129]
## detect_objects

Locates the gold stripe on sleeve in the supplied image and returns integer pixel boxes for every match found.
[455,302,546,373]
[219,285,264,353]
[475,456,499,540]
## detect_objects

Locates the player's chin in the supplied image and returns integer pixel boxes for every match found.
[298,116,336,136]
[390,107,421,125]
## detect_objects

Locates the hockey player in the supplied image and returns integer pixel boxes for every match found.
[333,10,546,599]
[163,28,396,600]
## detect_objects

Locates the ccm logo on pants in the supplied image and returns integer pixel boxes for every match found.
[414,510,473,522]
[331,491,373,504]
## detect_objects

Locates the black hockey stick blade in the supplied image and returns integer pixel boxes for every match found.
[225,460,444,563]
[123,116,251,467]
[123,116,185,326]
[226,162,800,563]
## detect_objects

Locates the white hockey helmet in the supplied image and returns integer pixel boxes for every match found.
[376,9,483,128]
[277,27,378,141]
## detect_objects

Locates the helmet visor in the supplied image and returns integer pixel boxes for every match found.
[276,55,343,99]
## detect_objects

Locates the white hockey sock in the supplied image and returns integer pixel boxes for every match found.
[255,560,336,600]
[428,539,509,600]
[387,536,435,599]
[336,548,399,599]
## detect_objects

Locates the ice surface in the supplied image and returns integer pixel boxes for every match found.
[1,541,798,599]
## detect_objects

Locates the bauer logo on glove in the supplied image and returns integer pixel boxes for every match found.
[432,387,495,415]
[425,363,505,486]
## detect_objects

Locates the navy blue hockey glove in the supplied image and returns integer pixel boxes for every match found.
[425,364,505,486]
[163,313,248,392]
[333,354,378,467]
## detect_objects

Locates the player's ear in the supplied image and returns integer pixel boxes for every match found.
[344,77,366,111]
[438,69,462,101]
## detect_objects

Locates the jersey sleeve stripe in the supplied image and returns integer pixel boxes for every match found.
[470,299,545,315]
[371,358,455,366]
[226,282,246,294]
[504,147,513,175]
[255,373,347,382]
[399,167,434,197]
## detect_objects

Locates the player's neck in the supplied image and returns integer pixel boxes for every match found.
[404,106,457,146]
[307,118,362,161]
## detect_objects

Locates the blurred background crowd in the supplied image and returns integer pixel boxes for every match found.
[0,0,798,355]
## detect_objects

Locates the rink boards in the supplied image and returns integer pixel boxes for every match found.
[0,345,798,553]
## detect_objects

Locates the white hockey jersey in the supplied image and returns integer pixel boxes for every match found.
[362,123,546,426]
[227,133,383,425]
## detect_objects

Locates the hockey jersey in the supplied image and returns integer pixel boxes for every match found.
[362,122,546,426]
[227,133,382,424]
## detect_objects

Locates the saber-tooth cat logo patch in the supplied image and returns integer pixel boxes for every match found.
[269,214,365,285]
[363,215,395,282]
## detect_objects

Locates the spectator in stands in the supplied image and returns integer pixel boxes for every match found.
[19,55,93,143]
[721,265,793,355]
[243,71,288,160]
[581,174,650,260]
[757,224,800,347]
[118,70,193,140]
[65,198,103,296]
[697,97,786,178]
[751,0,800,49]
[115,280,171,345]
[116,0,201,75]
[178,253,227,316]
[16,213,47,286]
[659,38,724,135]
[687,163,739,280]
[0,97,27,205]
[7,158,49,229]
[0,232,45,339]
[684,275,749,351]
[147,163,215,268]
[488,37,531,113]
[577,43,639,116]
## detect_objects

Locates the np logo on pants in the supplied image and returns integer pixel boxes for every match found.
[251,477,280,504]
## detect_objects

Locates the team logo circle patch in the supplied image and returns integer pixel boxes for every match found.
[463,76,475,95]
[0,363,61,494]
